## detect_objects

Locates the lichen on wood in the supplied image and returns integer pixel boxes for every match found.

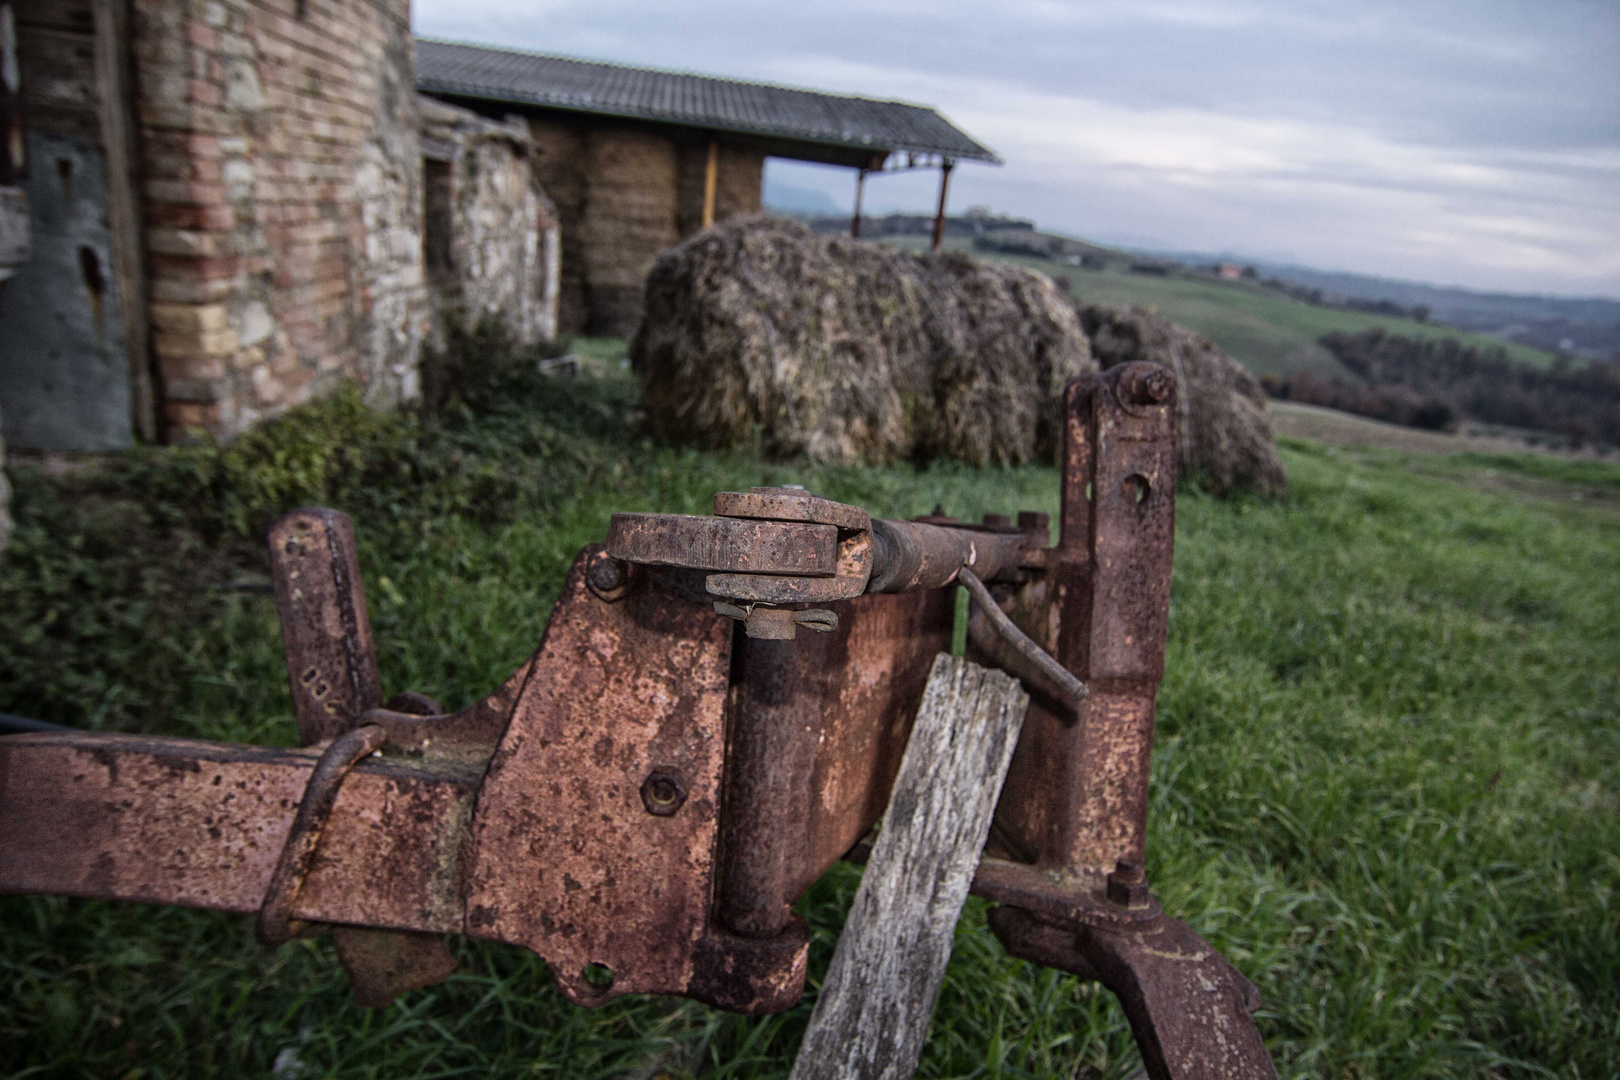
[790,654,1029,1080]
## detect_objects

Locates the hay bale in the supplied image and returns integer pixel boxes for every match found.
[583,126,681,338]
[1079,303,1287,496]
[632,216,1094,466]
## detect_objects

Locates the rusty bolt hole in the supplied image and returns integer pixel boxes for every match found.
[581,962,615,993]
[640,771,687,816]
[1122,474,1151,508]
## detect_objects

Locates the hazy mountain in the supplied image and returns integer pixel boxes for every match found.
[763,179,844,216]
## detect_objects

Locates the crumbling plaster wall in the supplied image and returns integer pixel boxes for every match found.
[133,0,427,438]
[421,95,558,346]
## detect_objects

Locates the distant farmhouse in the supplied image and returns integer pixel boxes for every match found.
[0,2,996,451]
[415,40,999,337]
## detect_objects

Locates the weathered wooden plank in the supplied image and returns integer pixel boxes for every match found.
[790,654,1029,1080]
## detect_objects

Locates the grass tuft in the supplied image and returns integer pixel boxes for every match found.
[2,351,1616,1077]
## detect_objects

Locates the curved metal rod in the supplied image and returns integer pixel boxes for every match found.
[257,724,387,946]
[957,567,1089,713]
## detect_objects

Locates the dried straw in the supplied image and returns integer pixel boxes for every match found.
[632,216,1095,466]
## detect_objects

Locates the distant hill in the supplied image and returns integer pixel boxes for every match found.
[1140,252,1620,362]
[761,180,844,217]
[875,232,1560,377]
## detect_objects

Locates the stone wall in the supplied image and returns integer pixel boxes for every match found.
[133,0,428,438]
[420,95,558,347]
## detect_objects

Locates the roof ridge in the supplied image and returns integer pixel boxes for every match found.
[415,38,943,117]
[414,37,1001,165]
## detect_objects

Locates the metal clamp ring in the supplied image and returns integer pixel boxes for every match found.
[256,724,386,946]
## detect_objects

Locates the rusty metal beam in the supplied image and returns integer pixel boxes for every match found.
[0,730,473,929]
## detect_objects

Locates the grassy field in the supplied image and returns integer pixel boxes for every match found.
[2,349,1617,1078]
[881,236,1555,379]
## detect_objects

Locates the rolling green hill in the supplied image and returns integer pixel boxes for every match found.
[879,236,1557,379]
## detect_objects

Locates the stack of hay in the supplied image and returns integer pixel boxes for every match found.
[632,216,1092,466]
[1078,304,1288,496]
[632,215,1286,496]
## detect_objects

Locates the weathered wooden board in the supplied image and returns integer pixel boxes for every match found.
[790,653,1029,1080]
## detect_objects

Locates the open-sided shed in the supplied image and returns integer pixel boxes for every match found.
[416,39,1000,337]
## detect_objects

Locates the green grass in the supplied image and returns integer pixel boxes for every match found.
[2,357,1617,1077]
[880,236,1555,379]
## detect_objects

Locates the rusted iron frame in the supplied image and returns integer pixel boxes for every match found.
[0,362,1274,1073]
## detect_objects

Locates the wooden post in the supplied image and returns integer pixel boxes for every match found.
[930,160,954,252]
[790,655,1029,1080]
[851,167,866,238]
[702,137,718,229]
[91,0,156,443]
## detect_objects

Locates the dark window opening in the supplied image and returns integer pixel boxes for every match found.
[423,158,452,279]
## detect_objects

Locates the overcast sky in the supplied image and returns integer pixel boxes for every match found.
[414,0,1620,298]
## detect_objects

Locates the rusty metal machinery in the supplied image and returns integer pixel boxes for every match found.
[0,363,1275,1079]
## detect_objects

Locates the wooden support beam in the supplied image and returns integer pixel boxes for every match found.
[930,160,954,252]
[851,167,866,238]
[702,137,718,229]
[91,0,156,443]
[789,654,1029,1080]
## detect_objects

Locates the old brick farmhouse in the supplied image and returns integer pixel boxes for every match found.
[0,0,995,450]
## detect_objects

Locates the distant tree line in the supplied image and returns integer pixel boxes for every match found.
[1248,278,1430,322]
[1263,329,1620,446]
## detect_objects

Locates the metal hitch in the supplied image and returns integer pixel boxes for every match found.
[0,363,1274,1078]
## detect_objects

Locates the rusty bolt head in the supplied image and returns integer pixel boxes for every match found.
[1106,859,1151,907]
[587,554,628,601]
[1118,365,1174,406]
[640,771,687,816]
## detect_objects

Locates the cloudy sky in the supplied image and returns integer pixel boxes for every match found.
[414,0,1620,297]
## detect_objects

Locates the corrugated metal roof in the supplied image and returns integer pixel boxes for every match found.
[415,39,1001,165]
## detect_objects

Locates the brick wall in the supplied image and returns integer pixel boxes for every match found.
[133,0,427,439]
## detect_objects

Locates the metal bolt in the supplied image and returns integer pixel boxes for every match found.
[587,554,628,601]
[640,771,687,816]
[1106,859,1151,907]
[1119,365,1174,406]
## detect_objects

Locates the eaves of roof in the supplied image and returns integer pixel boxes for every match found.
[415,39,1001,166]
